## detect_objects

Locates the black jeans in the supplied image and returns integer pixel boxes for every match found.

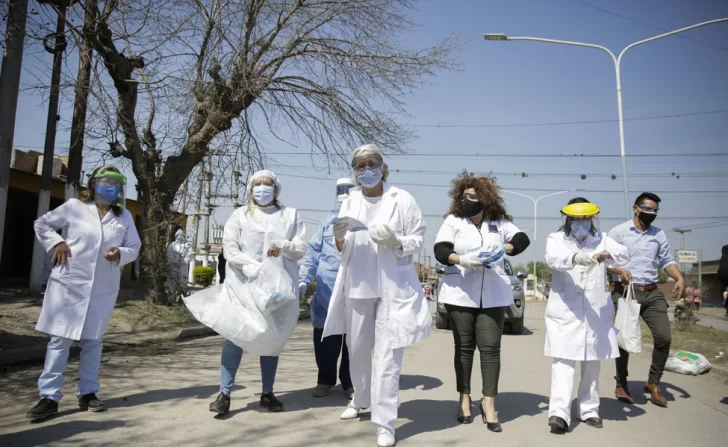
[313,328,352,390]
[445,304,506,397]
[612,285,672,385]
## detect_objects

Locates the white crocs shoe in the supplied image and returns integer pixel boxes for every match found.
[340,403,361,420]
[376,428,396,447]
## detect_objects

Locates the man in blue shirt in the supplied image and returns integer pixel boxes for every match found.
[607,192,684,408]
[299,178,355,399]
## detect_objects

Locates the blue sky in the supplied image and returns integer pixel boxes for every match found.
[8,0,728,268]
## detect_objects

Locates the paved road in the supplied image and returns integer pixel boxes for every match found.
[1,309,727,447]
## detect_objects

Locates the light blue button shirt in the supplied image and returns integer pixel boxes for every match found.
[607,220,677,285]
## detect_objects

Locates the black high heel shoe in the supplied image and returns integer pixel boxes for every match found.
[457,395,474,424]
[480,401,502,432]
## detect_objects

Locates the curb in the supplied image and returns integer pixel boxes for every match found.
[0,345,80,368]
[1,310,313,366]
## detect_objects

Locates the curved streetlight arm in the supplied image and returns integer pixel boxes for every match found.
[507,36,617,64]
[618,18,728,63]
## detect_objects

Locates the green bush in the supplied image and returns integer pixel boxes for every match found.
[193,266,215,287]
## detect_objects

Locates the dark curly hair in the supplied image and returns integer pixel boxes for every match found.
[445,171,512,221]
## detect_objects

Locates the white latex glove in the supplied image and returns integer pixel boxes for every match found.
[369,223,401,247]
[574,252,598,266]
[299,282,307,300]
[459,252,484,269]
[242,261,262,278]
[333,222,349,241]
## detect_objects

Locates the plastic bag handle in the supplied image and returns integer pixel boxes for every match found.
[623,281,635,302]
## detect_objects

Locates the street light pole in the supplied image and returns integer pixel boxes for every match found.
[485,18,728,219]
[502,188,585,297]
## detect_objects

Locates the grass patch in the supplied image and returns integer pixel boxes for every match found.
[641,321,728,365]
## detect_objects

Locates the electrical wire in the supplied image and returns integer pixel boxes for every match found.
[571,0,728,53]
[408,110,728,128]
[273,172,728,194]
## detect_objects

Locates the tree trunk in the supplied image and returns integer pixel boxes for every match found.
[138,183,174,304]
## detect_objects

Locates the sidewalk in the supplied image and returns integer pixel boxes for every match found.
[1,310,727,446]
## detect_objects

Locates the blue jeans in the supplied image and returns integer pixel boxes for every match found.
[38,336,103,401]
[220,339,279,394]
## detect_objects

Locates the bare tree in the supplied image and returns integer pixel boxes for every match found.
[55,0,457,303]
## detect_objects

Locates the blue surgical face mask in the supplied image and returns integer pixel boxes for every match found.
[571,220,591,240]
[95,184,119,203]
[253,185,275,206]
[357,167,383,188]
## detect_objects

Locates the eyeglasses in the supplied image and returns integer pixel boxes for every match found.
[636,205,659,213]
[462,193,479,201]
[351,156,383,172]
[97,178,122,187]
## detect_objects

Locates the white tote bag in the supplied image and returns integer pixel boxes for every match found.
[615,282,642,353]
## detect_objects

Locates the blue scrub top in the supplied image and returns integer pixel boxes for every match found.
[299,211,342,328]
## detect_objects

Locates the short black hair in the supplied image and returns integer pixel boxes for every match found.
[635,192,661,206]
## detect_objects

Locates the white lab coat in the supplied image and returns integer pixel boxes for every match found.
[167,239,193,291]
[183,205,306,355]
[322,183,431,349]
[34,199,141,340]
[435,216,522,309]
[544,231,629,361]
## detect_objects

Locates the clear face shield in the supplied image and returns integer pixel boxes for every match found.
[336,183,354,206]
[93,169,127,209]
[561,202,600,241]
[175,229,186,243]
[563,215,600,241]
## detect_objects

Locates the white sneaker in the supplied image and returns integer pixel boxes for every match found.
[340,404,361,420]
[376,428,396,447]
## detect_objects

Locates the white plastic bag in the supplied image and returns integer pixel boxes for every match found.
[665,351,712,375]
[248,257,297,312]
[183,258,299,356]
[615,282,642,353]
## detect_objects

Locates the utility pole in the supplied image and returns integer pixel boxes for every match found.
[30,1,68,295]
[203,158,212,246]
[0,0,29,268]
[65,2,92,202]
[187,171,204,284]
[178,179,189,214]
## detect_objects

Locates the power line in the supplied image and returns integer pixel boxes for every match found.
[13,144,728,159]
[291,206,728,221]
[408,109,728,128]
[275,164,728,179]
[262,151,728,158]
[571,0,728,53]
[274,172,728,194]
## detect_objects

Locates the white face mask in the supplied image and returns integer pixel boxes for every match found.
[337,193,349,206]
[252,185,275,206]
[175,231,185,243]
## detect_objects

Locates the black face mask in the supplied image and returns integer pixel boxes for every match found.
[461,199,484,218]
[637,211,657,227]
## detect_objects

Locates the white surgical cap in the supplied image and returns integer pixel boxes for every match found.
[351,143,383,162]
[247,169,281,194]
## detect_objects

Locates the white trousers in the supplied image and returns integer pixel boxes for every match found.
[345,298,404,433]
[548,358,600,425]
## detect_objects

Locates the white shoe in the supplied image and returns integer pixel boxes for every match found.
[340,404,361,420]
[376,428,396,447]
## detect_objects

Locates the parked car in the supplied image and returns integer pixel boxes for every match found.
[435,259,528,334]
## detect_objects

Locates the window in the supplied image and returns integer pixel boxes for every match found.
[503,259,514,276]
